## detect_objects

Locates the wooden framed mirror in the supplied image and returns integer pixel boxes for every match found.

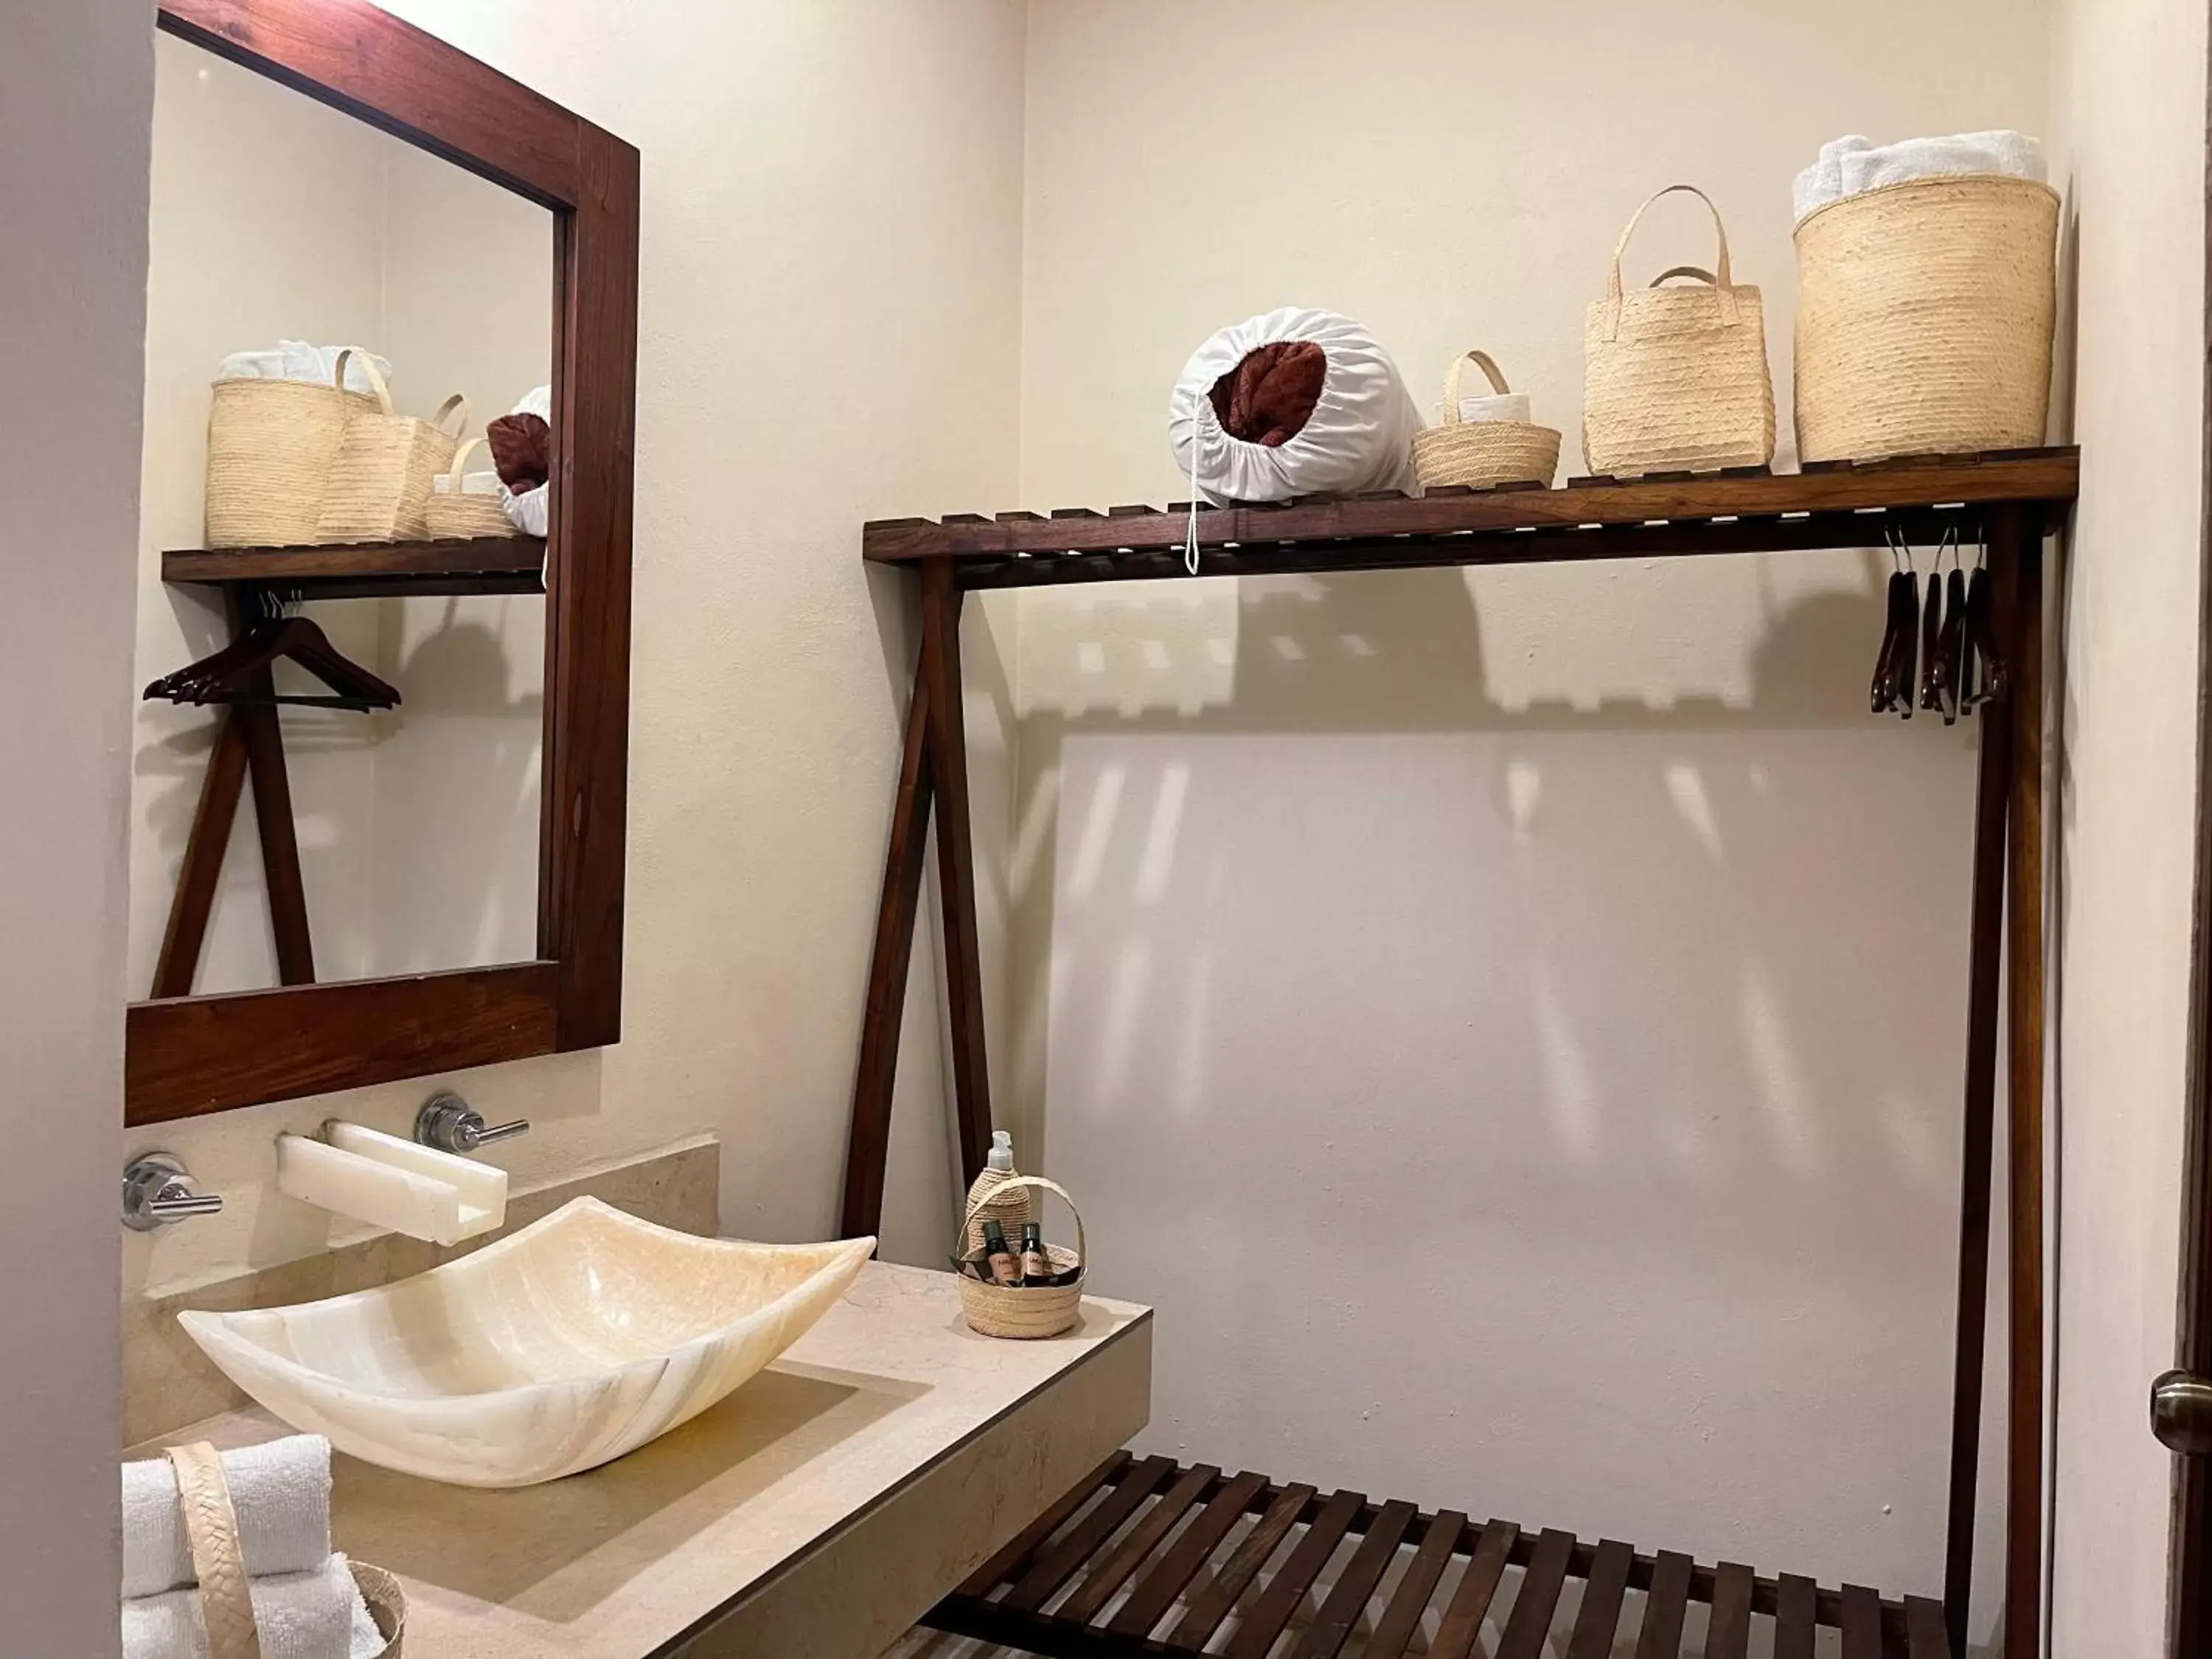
[125,0,636,1126]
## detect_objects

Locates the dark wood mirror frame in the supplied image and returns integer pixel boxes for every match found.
[125,0,638,1127]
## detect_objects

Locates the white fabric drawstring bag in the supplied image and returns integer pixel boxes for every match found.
[1168,307,1422,509]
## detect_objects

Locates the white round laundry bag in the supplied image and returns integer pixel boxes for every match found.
[1168,307,1423,507]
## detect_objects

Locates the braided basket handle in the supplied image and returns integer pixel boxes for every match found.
[331,348,394,417]
[1439,350,1513,428]
[963,1174,1086,1275]
[1603,184,1741,339]
[165,1441,264,1659]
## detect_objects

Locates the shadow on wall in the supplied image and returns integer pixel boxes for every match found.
[1004,552,1987,1585]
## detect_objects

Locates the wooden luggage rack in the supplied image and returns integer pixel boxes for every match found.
[841,450,2079,1659]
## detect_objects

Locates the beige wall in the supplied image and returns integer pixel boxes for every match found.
[1012,0,2044,1633]
[2047,0,2208,1648]
[0,0,150,1649]
[124,0,1029,1298]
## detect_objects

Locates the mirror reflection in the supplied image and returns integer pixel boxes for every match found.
[130,33,554,998]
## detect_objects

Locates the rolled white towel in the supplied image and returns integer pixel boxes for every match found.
[122,1436,333,1599]
[1449,391,1533,425]
[1792,131,2046,220]
[120,1554,371,1659]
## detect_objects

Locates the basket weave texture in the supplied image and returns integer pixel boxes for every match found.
[315,350,465,544]
[204,378,378,549]
[425,437,521,540]
[961,1165,1037,1259]
[1412,350,1562,490]
[1582,184,1775,476]
[959,1175,1085,1340]
[1793,175,2059,463]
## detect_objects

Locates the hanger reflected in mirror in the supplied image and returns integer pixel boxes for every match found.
[144,592,400,711]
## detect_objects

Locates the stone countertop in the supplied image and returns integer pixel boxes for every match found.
[136,1262,1153,1659]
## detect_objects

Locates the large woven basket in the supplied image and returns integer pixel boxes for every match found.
[204,377,378,549]
[314,351,465,544]
[161,1440,404,1659]
[1412,350,1562,490]
[1583,184,1775,476]
[958,1175,1085,1340]
[425,437,521,540]
[1794,174,2059,463]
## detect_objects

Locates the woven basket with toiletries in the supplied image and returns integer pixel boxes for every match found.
[1794,174,2058,463]
[1582,184,1775,477]
[425,437,521,540]
[204,377,378,549]
[956,1175,1085,1340]
[1412,350,1562,491]
[315,353,466,544]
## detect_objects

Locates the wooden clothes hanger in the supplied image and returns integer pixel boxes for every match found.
[145,598,400,711]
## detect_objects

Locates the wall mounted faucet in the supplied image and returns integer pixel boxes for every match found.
[122,1154,223,1231]
[414,1091,529,1156]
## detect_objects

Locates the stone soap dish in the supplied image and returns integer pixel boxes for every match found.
[178,1197,875,1487]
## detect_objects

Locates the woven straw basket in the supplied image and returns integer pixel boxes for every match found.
[161,1440,404,1659]
[1412,351,1562,491]
[1794,174,2059,463]
[204,377,378,549]
[961,1165,1037,1259]
[959,1175,1085,1340]
[1584,184,1775,476]
[315,350,466,544]
[425,437,521,540]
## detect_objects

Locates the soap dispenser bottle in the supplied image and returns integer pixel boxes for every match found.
[963,1129,1034,1257]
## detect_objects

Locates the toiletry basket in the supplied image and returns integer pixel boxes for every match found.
[161,1439,406,1659]
[1412,349,1562,491]
[958,1175,1085,1340]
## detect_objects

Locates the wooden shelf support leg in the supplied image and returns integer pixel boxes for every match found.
[150,710,252,1000]
[235,699,314,986]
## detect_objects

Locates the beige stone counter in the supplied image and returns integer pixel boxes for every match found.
[136,1263,1152,1659]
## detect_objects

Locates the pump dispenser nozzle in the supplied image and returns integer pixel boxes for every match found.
[987,1129,1014,1172]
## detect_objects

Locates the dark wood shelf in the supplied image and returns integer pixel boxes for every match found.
[865,447,2079,589]
[162,537,546,599]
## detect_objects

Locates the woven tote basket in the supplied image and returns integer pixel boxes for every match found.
[204,377,378,549]
[1794,174,2059,463]
[1583,184,1775,476]
[425,437,521,540]
[958,1175,1085,1340]
[1412,350,1562,490]
[314,351,466,544]
[162,1439,405,1659]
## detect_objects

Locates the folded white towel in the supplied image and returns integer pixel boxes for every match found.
[510,382,552,421]
[121,1554,372,1659]
[213,343,392,394]
[1792,131,2046,221]
[122,1436,333,1599]
[504,482,549,538]
[1450,391,1533,425]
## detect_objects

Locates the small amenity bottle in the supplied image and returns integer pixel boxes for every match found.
[962,1128,1034,1256]
[981,1220,1022,1286]
[1019,1220,1051,1286]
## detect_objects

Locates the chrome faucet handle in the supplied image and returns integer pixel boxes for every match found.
[415,1091,529,1156]
[123,1154,223,1231]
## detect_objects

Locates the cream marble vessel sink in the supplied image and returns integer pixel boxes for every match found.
[178,1197,874,1487]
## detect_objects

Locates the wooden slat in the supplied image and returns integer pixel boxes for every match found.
[1056,1463,1220,1625]
[955,1450,1128,1598]
[1430,1519,1519,1659]
[1565,1538,1634,1659]
[162,538,546,596]
[1290,1498,1418,1659]
[1637,1557,1699,1659]
[1774,1573,1818,1659]
[1905,1595,1953,1658]
[1840,1583,1884,1659]
[1166,1483,1315,1652]
[1362,1509,1467,1659]
[1697,1559,1750,1659]
[1107,1470,1268,1639]
[1222,1489,1365,1659]
[1495,1527,1576,1659]
[150,711,250,998]
[1003,1455,1177,1613]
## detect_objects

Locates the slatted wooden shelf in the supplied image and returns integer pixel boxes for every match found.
[863,448,2077,590]
[925,1453,1952,1659]
[162,536,546,599]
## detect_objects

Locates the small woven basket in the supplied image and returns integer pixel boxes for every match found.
[958,1175,1085,1340]
[425,437,520,540]
[314,351,465,544]
[204,376,378,549]
[162,1439,405,1659]
[1583,184,1775,476]
[1412,350,1562,490]
[1794,174,2059,463]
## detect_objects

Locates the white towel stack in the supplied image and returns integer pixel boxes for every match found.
[1446,390,1533,425]
[119,1436,384,1659]
[214,341,393,394]
[1792,131,2046,222]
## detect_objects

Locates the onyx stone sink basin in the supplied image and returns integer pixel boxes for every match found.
[179,1197,876,1487]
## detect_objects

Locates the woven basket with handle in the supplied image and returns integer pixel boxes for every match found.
[958,1175,1085,1340]
[1411,350,1562,491]
[425,437,521,540]
[204,377,378,549]
[1582,184,1775,477]
[314,351,466,544]
[1794,174,2059,463]
[163,1439,404,1659]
